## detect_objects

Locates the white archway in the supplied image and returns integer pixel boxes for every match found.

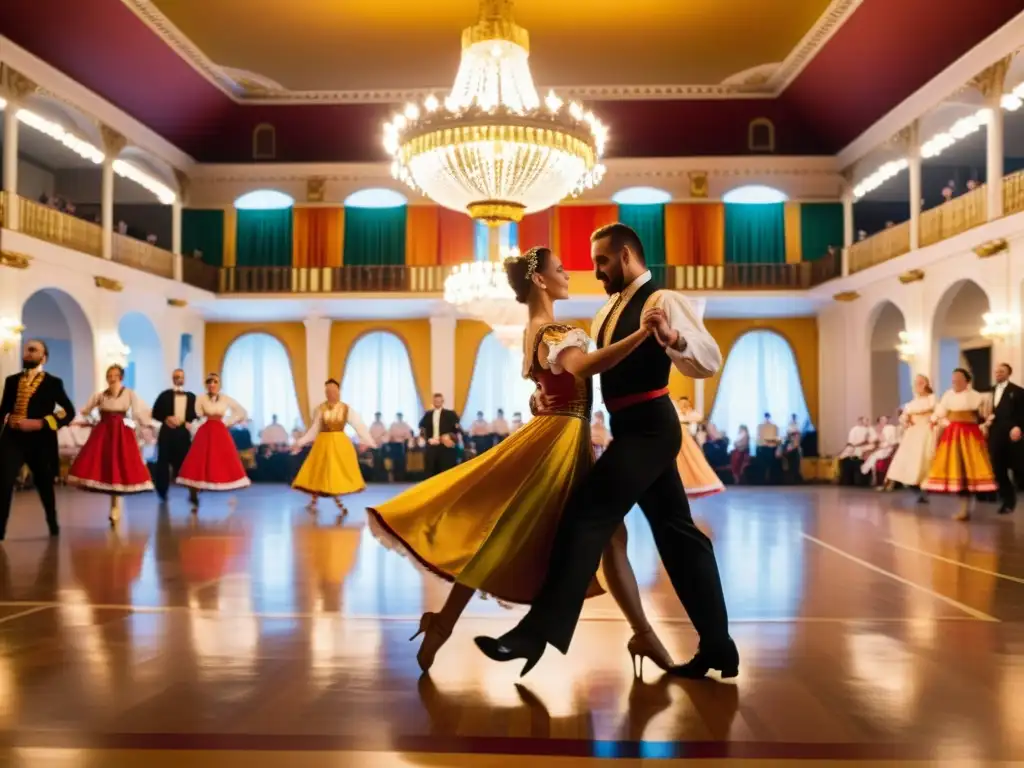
[868,301,911,419]
[221,332,303,439]
[341,332,420,430]
[21,288,96,408]
[931,279,992,391]
[709,329,810,449]
[462,331,537,429]
[117,311,163,406]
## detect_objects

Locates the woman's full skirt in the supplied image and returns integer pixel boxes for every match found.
[68,413,153,494]
[885,422,934,487]
[368,414,603,605]
[676,428,725,498]
[176,419,251,491]
[292,432,366,497]
[921,422,997,493]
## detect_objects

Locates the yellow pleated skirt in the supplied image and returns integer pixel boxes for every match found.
[367,413,603,605]
[292,432,366,497]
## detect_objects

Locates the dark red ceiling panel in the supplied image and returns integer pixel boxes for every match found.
[0,0,1019,163]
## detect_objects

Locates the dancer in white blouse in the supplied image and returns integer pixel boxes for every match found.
[922,368,997,520]
[68,364,154,523]
[862,416,899,485]
[176,373,251,504]
[883,375,936,500]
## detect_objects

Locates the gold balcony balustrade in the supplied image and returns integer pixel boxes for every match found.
[848,221,911,274]
[919,184,987,247]
[9,193,103,257]
[1004,169,1024,216]
[112,233,175,279]
[181,256,220,292]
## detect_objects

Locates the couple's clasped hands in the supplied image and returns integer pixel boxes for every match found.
[642,307,676,348]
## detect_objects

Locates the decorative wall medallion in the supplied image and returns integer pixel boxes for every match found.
[688,171,709,198]
[307,177,326,203]
[95,276,124,292]
[0,251,31,269]
[897,269,924,284]
[832,290,860,302]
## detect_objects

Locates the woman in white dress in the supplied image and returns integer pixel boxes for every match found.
[883,375,936,500]
[921,367,997,520]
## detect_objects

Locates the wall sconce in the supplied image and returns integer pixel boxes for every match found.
[980,312,1014,341]
[0,318,24,354]
[895,331,918,362]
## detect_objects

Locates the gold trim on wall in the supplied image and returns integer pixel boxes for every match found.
[167,298,188,307]
[897,269,924,284]
[974,238,1008,258]
[833,291,859,302]
[0,251,31,269]
[95,276,124,292]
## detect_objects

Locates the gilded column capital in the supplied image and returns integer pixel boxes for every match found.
[99,125,128,157]
[971,55,1014,100]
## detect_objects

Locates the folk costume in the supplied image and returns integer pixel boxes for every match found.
[292,401,376,509]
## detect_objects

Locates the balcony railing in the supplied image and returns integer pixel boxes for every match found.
[920,185,987,247]
[181,257,220,292]
[10,194,103,257]
[848,221,911,274]
[112,233,175,279]
[1005,169,1024,216]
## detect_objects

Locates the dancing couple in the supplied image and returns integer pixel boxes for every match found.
[370,223,736,679]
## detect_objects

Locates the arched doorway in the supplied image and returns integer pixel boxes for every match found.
[341,332,420,429]
[932,280,992,391]
[117,312,163,405]
[21,288,95,408]
[868,301,911,419]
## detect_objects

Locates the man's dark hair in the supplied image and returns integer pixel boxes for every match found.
[433,392,443,398]
[591,222,646,265]
[27,338,49,360]
[1000,362,1013,375]
[325,378,340,387]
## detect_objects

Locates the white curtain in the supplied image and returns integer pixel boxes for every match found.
[341,332,421,429]
[462,332,537,428]
[709,330,810,450]
[221,333,303,440]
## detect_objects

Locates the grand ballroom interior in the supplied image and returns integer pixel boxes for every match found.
[1,0,1024,765]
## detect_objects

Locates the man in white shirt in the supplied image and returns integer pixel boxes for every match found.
[838,417,871,486]
[369,412,388,445]
[510,412,524,433]
[259,414,289,448]
[491,409,510,443]
[418,394,459,477]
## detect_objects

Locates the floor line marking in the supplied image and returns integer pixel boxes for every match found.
[801,533,999,622]
[0,601,991,623]
[0,605,51,625]
[885,538,1024,584]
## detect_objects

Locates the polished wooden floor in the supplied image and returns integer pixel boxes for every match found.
[2,483,1024,766]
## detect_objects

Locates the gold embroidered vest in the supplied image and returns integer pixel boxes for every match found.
[10,372,45,425]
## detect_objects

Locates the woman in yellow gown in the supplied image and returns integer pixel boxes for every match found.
[292,378,377,515]
[369,246,673,674]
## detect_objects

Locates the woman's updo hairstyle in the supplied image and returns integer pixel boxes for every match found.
[504,247,550,304]
[106,364,125,380]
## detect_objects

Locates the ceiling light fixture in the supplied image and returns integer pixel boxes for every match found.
[383,0,607,225]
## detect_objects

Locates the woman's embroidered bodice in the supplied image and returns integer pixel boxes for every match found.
[320,402,349,432]
[83,388,149,424]
[526,323,592,420]
[195,393,246,426]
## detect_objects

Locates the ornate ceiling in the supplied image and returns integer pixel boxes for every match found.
[0,0,1020,164]
[144,0,834,94]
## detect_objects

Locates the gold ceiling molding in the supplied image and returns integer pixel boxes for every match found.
[898,269,924,284]
[167,298,187,307]
[0,251,32,269]
[123,0,861,103]
[832,290,860,302]
[974,238,1008,258]
[94,276,124,292]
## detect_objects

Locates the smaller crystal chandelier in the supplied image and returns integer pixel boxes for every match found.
[0,318,24,354]
[444,247,527,351]
[980,312,1014,341]
[895,330,917,362]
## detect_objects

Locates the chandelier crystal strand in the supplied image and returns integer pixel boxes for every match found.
[383,0,606,225]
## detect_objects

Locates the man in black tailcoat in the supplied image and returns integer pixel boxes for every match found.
[987,362,1024,515]
[419,393,460,477]
[0,339,75,540]
[475,223,738,679]
[151,368,199,505]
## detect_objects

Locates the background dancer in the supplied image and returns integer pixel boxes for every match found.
[883,374,935,501]
[68,364,153,524]
[151,368,198,506]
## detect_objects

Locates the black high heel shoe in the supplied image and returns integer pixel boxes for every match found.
[474,633,545,678]
[668,639,739,680]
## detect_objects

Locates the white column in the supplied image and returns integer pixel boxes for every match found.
[303,315,332,425]
[0,265,23,379]
[101,158,115,260]
[3,102,19,229]
[908,150,922,251]
[171,199,183,281]
[987,97,1004,220]
[429,309,457,405]
[694,379,705,416]
[841,190,853,277]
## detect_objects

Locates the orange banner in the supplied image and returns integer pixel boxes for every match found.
[664,203,724,266]
[292,207,343,267]
[405,206,440,265]
[437,208,476,265]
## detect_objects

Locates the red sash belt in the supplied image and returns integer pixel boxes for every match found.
[605,387,670,414]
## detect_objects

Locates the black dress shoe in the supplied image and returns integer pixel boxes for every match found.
[668,638,739,679]
[998,505,1015,515]
[48,525,60,538]
[474,632,545,677]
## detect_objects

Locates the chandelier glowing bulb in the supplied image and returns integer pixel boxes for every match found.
[383,0,607,225]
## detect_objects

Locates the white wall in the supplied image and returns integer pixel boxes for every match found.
[15,157,54,200]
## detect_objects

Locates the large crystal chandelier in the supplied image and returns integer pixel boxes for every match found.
[382,0,607,224]
[444,248,527,351]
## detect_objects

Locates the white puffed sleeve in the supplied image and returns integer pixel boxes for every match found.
[542,326,591,375]
[652,291,723,379]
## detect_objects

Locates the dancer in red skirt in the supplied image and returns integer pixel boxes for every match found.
[68,364,154,524]
[176,373,250,506]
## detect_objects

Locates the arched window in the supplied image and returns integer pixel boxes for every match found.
[118,311,163,405]
[221,333,303,439]
[462,332,537,428]
[234,189,294,210]
[341,332,421,430]
[722,185,788,204]
[709,330,810,451]
[344,188,408,208]
[611,186,671,205]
